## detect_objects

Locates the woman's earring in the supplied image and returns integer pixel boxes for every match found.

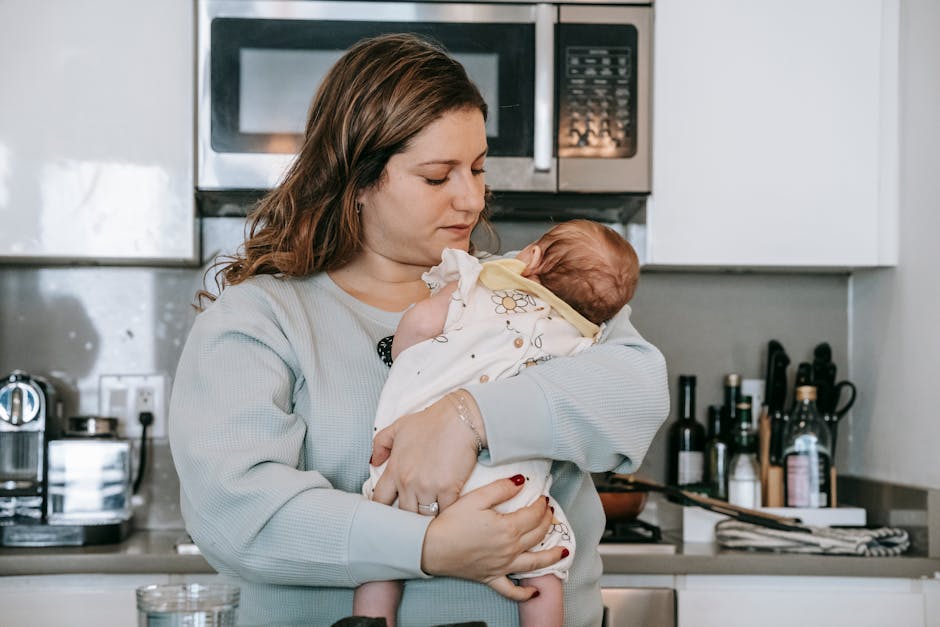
[356,202,363,215]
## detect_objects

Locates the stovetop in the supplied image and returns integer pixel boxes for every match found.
[599,519,677,554]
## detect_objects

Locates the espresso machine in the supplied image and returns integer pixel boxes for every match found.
[0,370,54,521]
[0,370,133,546]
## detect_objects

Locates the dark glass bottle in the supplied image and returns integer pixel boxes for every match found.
[721,373,742,444]
[667,375,706,487]
[783,386,832,508]
[704,404,731,500]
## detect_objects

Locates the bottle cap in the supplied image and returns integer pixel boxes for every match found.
[796,385,817,401]
[725,373,741,386]
[679,374,696,385]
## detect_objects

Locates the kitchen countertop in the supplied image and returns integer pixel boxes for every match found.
[2,530,939,579]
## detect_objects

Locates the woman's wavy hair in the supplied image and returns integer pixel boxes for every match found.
[198,33,492,306]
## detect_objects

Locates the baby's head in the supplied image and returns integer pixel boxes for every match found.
[516,219,639,324]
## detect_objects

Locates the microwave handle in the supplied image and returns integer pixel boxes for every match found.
[533,3,555,172]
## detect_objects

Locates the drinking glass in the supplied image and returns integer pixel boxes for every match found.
[136,582,239,626]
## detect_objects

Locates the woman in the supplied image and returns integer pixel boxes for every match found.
[169,33,668,627]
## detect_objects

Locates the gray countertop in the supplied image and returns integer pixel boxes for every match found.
[2,530,938,580]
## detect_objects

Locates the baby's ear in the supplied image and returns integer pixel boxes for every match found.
[519,244,543,277]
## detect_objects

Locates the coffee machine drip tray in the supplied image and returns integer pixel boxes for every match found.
[0,518,132,547]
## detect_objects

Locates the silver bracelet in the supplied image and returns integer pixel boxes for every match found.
[449,391,484,454]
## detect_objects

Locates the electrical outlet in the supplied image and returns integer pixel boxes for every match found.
[99,374,168,439]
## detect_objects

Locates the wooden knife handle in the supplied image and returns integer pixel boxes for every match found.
[758,408,771,505]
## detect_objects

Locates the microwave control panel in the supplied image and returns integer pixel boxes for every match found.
[557,23,638,159]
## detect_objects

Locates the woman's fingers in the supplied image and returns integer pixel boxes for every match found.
[370,463,398,506]
[514,498,555,551]
[460,473,527,510]
[370,423,395,468]
[486,576,538,602]
[504,546,568,580]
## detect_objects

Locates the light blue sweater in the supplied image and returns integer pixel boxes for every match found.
[169,271,668,626]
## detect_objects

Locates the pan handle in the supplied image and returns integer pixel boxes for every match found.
[609,474,810,533]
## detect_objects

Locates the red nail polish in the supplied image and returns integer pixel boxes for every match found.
[532,590,540,598]
[550,506,555,513]
[544,496,550,504]
[369,455,373,465]
[510,474,525,485]
[561,548,570,558]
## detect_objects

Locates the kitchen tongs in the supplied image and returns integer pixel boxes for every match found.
[607,474,811,533]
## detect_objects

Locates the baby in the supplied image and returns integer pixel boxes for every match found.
[358,219,639,627]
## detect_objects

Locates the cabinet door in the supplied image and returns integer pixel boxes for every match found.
[677,575,925,627]
[0,0,196,264]
[0,574,162,627]
[647,0,898,268]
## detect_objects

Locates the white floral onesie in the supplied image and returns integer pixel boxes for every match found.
[363,248,601,580]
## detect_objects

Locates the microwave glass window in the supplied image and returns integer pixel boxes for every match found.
[451,53,499,138]
[210,18,532,157]
[237,49,498,141]
[239,49,343,136]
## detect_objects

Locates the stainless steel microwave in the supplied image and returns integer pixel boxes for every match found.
[196,0,652,202]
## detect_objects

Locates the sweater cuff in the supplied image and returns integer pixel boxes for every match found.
[347,498,434,585]
[466,375,554,465]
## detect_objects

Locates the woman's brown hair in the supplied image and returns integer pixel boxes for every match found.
[198,33,490,306]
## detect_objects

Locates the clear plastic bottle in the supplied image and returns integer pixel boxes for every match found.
[727,398,761,509]
[783,385,832,508]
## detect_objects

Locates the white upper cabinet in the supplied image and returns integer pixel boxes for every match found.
[646,0,899,268]
[0,1,196,264]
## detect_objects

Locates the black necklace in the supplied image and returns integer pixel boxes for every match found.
[376,335,394,367]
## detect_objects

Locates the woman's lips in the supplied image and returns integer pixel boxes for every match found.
[442,224,473,237]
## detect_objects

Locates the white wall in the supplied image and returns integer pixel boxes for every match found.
[847,0,940,488]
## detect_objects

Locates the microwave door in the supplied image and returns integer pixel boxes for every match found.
[197,0,558,193]
[485,2,556,192]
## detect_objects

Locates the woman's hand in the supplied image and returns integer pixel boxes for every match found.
[371,391,485,513]
[421,475,562,601]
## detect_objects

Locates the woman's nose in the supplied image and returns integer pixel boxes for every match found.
[453,172,486,215]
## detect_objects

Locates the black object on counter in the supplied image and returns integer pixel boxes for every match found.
[766,341,790,465]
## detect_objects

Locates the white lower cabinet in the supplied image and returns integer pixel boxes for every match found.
[0,573,221,627]
[676,575,928,627]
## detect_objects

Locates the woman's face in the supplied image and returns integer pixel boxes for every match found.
[357,107,487,271]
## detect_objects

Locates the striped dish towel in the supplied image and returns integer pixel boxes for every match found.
[715,519,910,556]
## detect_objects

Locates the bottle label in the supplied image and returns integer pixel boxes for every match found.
[677,451,704,485]
[728,478,761,509]
[785,453,830,507]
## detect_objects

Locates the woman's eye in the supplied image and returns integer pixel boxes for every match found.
[424,177,448,186]
[472,168,486,176]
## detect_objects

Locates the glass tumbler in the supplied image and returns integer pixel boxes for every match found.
[136,583,239,626]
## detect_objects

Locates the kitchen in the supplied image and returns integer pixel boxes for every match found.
[1,0,939,625]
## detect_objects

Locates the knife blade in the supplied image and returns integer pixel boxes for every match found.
[812,342,836,414]
[768,346,790,465]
